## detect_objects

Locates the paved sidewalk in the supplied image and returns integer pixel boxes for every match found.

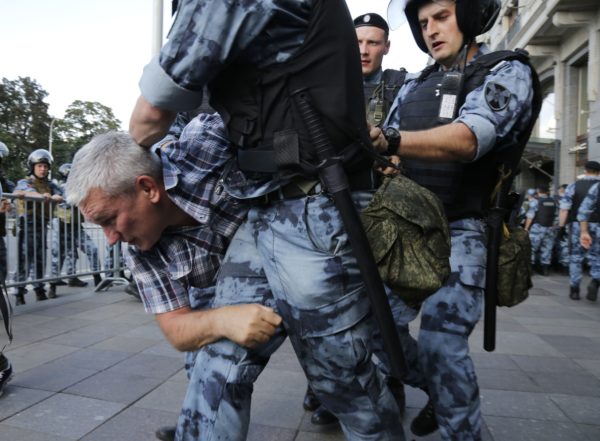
[1,272,600,441]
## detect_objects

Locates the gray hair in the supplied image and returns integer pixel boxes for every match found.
[66,131,162,205]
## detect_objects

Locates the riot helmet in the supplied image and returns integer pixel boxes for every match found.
[388,0,500,53]
[58,163,72,180]
[0,142,9,160]
[27,149,53,175]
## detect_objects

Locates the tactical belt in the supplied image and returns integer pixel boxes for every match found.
[255,168,379,205]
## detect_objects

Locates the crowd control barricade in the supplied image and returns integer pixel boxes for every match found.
[3,193,129,296]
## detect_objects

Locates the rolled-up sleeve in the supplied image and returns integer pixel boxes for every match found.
[456,60,533,161]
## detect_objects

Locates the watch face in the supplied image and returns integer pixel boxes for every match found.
[384,127,399,140]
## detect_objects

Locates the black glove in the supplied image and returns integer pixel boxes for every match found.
[558,226,567,241]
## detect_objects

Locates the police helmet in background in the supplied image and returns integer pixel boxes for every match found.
[387,0,500,53]
[58,163,72,180]
[0,142,9,161]
[27,149,53,174]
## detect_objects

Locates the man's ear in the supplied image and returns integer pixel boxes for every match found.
[135,175,161,203]
[384,40,390,55]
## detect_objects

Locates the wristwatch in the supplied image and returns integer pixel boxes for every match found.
[384,127,401,156]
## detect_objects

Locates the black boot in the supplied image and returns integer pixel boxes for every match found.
[410,399,438,437]
[93,273,103,286]
[14,289,26,306]
[155,426,176,441]
[48,283,57,299]
[67,277,88,287]
[35,288,48,301]
[569,285,580,300]
[302,386,320,411]
[587,279,599,301]
[310,406,338,426]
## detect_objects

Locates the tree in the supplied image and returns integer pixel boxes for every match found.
[0,77,52,181]
[0,77,122,181]
[52,100,121,166]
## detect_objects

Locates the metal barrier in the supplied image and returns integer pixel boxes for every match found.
[2,193,129,299]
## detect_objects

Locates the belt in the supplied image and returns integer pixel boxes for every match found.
[256,181,322,205]
[254,168,379,206]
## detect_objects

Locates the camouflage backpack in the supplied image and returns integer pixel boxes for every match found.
[361,174,451,306]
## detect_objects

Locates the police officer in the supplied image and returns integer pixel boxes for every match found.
[575,178,600,301]
[0,142,14,287]
[130,1,404,440]
[383,0,539,439]
[524,184,556,275]
[558,161,600,300]
[355,13,406,129]
[49,163,101,298]
[0,177,13,397]
[14,149,63,305]
[553,184,569,273]
[305,13,408,427]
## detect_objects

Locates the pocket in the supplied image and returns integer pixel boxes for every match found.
[294,286,372,338]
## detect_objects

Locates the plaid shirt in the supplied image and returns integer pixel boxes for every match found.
[124,113,248,314]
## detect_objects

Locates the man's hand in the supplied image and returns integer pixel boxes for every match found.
[368,124,388,152]
[581,231,593,250]
[0,199,11,214]
[51,194,64,203]
[219,304,282,348]
[376,155,401,176]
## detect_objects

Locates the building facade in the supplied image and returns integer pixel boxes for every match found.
[488,0,600,190]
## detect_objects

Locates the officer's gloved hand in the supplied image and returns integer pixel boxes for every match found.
[558,226,567,240]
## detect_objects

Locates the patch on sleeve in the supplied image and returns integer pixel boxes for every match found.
[485,82,511,111]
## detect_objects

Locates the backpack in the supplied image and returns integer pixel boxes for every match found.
[361,174,451,306]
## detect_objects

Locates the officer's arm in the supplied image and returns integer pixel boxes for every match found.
[389,123,477,162]
[129,96,176,148]
[155,304,282,352]
[581,221,592,249]
[524,217,533,232]
[558,209,569,228]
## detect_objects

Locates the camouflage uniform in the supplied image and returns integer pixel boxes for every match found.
[560,177,600,288]
[385,44,535,441]
[576,182,600,283]
[138,1,405,440]
[50,182,100,279]
[526,198,556,266]
[15,176,60,294]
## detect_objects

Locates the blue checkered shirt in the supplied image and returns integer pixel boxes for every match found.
[124,113,248,314]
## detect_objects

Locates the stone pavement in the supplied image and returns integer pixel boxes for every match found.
[1,272,600,441]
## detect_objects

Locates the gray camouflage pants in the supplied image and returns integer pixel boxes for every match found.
[176,191,404,441]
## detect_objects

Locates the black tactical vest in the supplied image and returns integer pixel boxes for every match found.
[533,196,556,227]
[399,50,541,221]
[568,179,600,223]
[209,0,372,180]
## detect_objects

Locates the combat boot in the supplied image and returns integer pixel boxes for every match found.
[14,289,26,306]
[311,406,338,426]
[587,279,599,301]
[48,283,57,299]
[410,398,438,437]
[569,285,580,300]
[302,386,320,411]
[67,277,88,287]
[35,288,48,301]
[155,426,176,441]
[93,273,103,287]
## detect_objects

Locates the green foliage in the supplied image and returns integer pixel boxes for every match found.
[0,77,50,181]
[53,100,121,165]
[0,77,121,184]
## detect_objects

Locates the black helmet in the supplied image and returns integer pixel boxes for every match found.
[389,0,500,53]
[0,142,9,160]
[58,163,72,180]
[27,149,53,174]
